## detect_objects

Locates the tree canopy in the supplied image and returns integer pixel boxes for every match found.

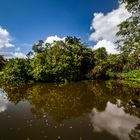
[117,0,140,54]
[0,55,6,71]
[31,36,94,82]
[1,0,140,86]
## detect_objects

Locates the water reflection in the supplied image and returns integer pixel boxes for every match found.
[0,81,140,140]
[90,102,139,140]
[0,89,8,113]
[24,82,95,122]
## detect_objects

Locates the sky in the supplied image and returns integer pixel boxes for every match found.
[0,0,130,58]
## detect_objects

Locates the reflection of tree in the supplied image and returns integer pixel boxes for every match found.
[2,81,140,123]
[122,100,140,119]
[129,124,140,140]
[3,85,30,104]
[85,81,140,115]
[26,82,95,122]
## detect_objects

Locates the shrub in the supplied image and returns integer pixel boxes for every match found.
[123,70,140,81]
[2,59,32,86]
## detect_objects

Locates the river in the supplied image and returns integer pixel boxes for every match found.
[0,81,140,140]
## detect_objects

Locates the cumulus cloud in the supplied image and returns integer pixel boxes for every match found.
[0,51,27,59]
[0,26,27,59]
[12,52,27,59]
[0,26,14,48]
[15,47,20,52]
[90,102,139,140]
[45,35,65,44]
[90,4,131,54]
[93,40,119,54]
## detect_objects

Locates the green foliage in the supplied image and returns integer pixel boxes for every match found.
[32,40,47,53]
[1,24,140,86]
[106,69,117,79]
[2,81,140,121]
[93,47,108,61]
[87,47,108,79]
[31,37,94,82]
[26,51,34,59]
[90,61,108,79]
[117,0,140,54]
[89,53,124,79]
[123,70,140,81]
[1,59,32,86]
[123,46,140,71]
[0,36,94,85]
[1,1,140,86]
[0,55,6,71]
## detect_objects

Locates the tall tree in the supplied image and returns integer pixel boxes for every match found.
[117,0,140,54]
[32,40,45,53]
[0,55,5,71]
[31,37,94,82]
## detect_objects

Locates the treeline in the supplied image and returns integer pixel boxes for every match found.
[0,0,140,86]
[0,37,95,85]
[0,36,140,86]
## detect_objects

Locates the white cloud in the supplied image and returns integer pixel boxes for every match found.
[0,26,14,48]
[15,47,20,52]
[90,102,140,140]
[90,4,131,54]
[45,35,65,44]
[0,27,27,59]
[93,40,119,54]
[12,52,27,59]
[0,51,27,59]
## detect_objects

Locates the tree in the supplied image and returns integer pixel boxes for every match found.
[117,0,140,54]
[2,59,32,86]
[26,51,34,59]
[31,37,94,82]
[93,47,108,61]
[89,48,125,79]
[0,55,5,71]
[123,46,140,70]
[87,48,108,79]
[32,40,45,53]
[65,36,81,45]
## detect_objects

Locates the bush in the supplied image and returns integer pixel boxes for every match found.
[106,69,117,79]
[123,70,140,81]
[2,59,32,86]
[31,37,94,82]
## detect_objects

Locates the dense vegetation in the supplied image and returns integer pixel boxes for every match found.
[0,55,6,71]
[0,0,140,86]
[0,37,95,85]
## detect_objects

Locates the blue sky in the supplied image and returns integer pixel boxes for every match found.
[1,0,129,58]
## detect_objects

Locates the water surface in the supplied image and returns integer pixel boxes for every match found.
[0,81,140,140]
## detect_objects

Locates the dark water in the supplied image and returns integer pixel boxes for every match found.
[0,81,140,140]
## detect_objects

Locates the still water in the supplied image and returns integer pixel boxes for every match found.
[0,81,140,140]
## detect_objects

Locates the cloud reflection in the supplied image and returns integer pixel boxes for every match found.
[0,89,8,113]
[90,102,140,140]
